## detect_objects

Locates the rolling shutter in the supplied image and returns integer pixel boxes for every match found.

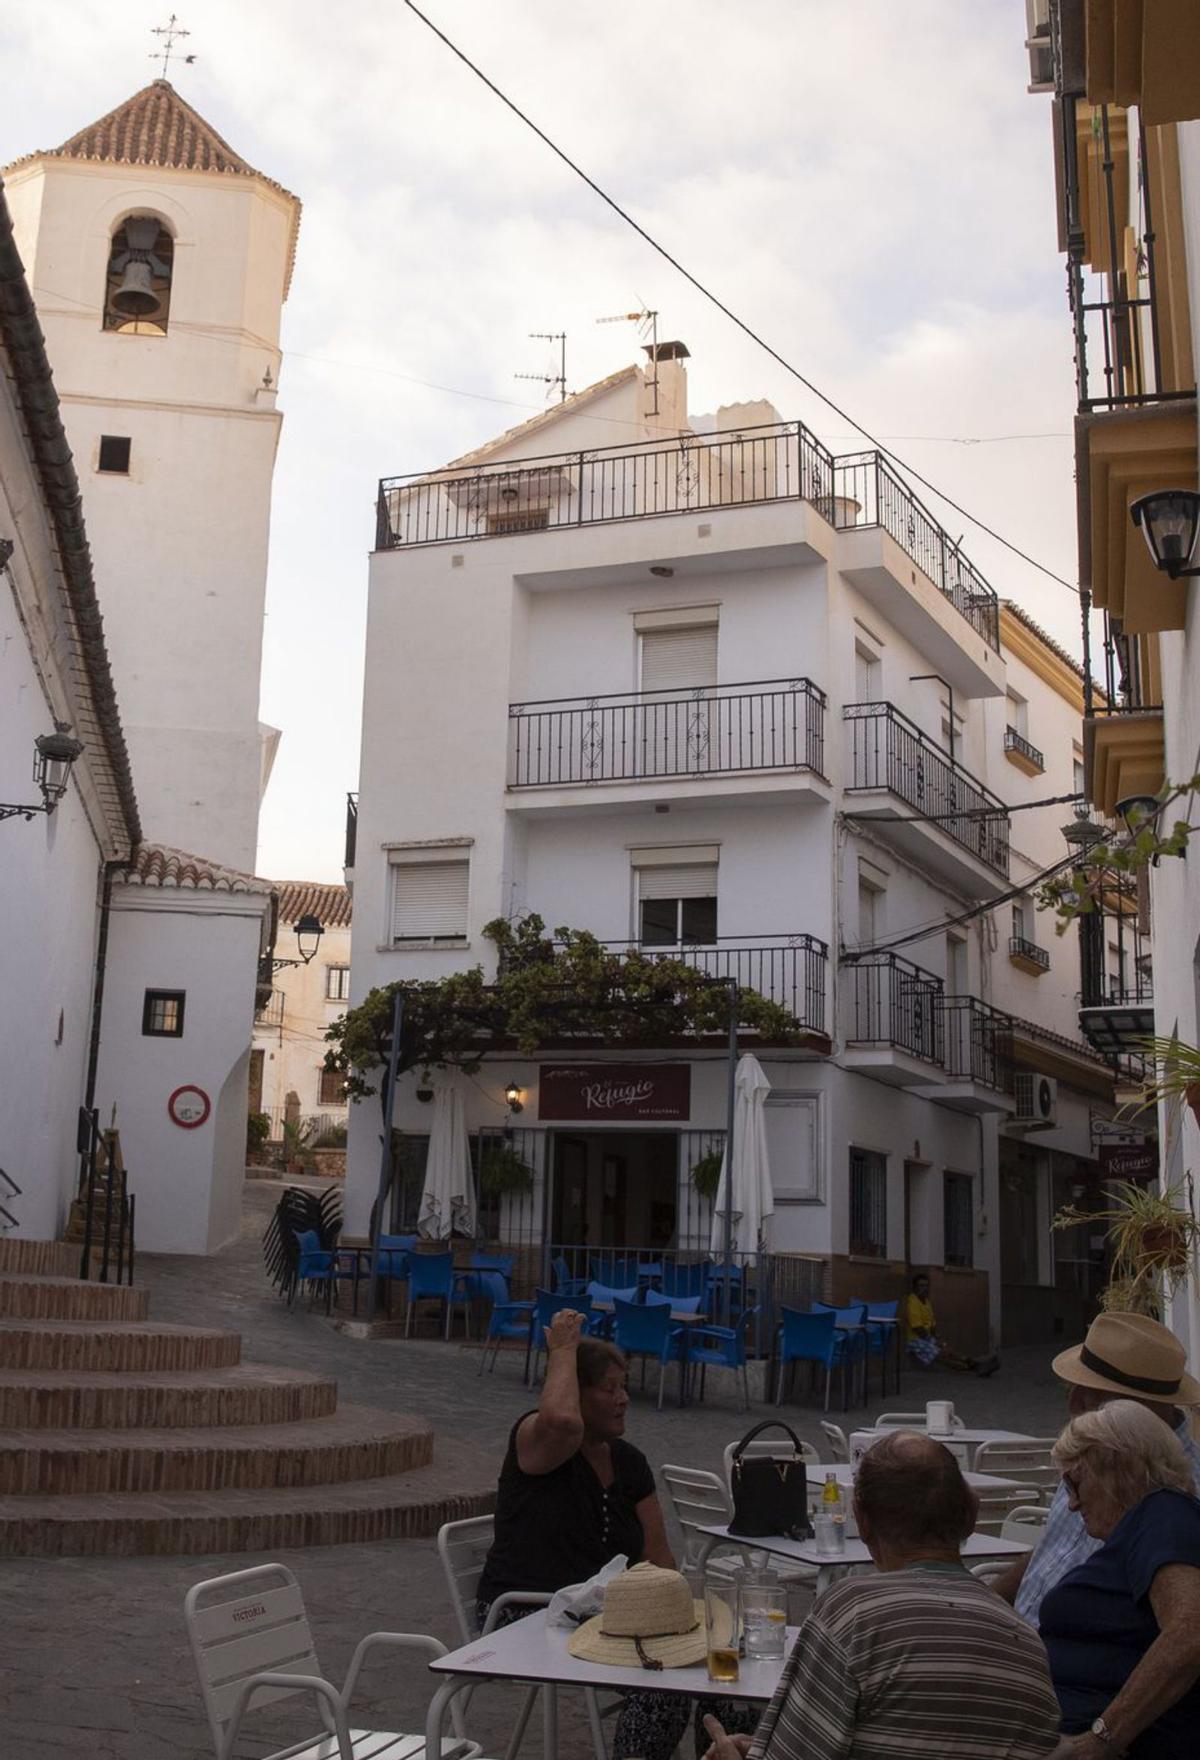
[639,624,718,693]
[636,862,718,901]
[389,859,468,941]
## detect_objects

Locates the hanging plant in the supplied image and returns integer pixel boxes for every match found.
[480,1142,535,1197]
[1124,1035,1200,1131]
[1054,1179,1199,1314]
[415,1067,434,1104]
[690,1148,724,1201]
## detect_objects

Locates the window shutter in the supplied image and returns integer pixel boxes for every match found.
[637,862,718,901]
[640,625,718,693]
[390,860,468,941]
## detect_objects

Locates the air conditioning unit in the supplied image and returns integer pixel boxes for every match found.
[1013,1073,1058,1129]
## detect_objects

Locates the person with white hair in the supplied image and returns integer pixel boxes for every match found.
[1039,1398,1200,1758]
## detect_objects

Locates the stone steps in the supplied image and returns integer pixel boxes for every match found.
[0,1273,148,1323]
[0,1239,82,1279]
[0,1363,338,1430]
[0,1404,434,1496]
[0,1450,496,1557]
[0,1319,242,1373]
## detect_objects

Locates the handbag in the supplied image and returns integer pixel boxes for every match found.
[727,1420,814,1541]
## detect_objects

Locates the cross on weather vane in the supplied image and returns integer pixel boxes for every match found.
[150,14,195,79]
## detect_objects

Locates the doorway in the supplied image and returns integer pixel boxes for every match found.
[550,1131,679,1250]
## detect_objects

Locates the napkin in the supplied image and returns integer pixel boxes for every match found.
[547,1554,629,1627]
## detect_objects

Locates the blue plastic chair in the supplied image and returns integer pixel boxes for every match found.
[403,1251,466,1340]
[776,1307,858,1411]
[552,1255,589,1297]
[610,1298,685,1411]
[644,1290,703,1316]
[705,1263,748,1322]
[659,1260,710,1299]
[527,1288,597,1383]
[471,1252,514,1278]
[683,1306,758,1412]
[586,1282,639,1336]
[850,1296,900,1395]
[290,1229,360,1315]
[476,1272,536,1376]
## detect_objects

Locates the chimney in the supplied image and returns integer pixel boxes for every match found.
[641,340,690,434]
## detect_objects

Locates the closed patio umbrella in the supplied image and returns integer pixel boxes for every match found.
[709,1053,774,1257]
[418,1085,477,1240]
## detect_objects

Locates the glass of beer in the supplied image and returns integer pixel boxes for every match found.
[704,1576,740,1683]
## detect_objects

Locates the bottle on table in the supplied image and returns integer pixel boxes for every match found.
[817,1472,846,1556]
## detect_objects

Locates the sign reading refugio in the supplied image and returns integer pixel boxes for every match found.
[538,1063,691,1122]
[1099,1142,1158,1182]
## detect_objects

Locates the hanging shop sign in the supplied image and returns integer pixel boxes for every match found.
[168,1085,211,1129]
[1099,1142,1158,1182]
[538,1063,691,1122]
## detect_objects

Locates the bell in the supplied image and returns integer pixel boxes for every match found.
[110,259,164,320]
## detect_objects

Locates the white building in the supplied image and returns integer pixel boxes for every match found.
[0,79,296,1253]
[346,347,1117,1350]
[1027,1,1200,1356]
[252,881,354,1142]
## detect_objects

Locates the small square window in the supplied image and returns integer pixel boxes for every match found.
[325,964,351,1002]
[143,989,185,1037]
[98,436,131,474]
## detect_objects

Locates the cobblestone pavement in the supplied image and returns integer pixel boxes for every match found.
[3,1180,1077,1759]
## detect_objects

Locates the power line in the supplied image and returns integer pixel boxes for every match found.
[400,0,1081,600]
[844,845,1084,960]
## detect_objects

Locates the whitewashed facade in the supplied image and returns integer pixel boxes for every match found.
[251,882,354,1140]
[347,353,1115,1348]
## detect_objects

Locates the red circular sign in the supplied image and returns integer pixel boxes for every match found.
[168,1085,211,1129]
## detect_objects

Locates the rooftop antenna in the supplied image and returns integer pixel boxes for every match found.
[150,14,196,79]
[597,305,659,413]
[515,331,567,404]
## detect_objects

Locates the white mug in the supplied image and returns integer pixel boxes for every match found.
[926,1399,954,1434]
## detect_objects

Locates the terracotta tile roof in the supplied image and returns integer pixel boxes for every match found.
[1000,598,1086,681]
[272,880,353,930]
[121,843,270,894]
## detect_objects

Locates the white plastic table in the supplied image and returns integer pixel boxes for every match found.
[696,1522,1032,1593]
[425,1608,795,1758]
[849,1426,1034,1469]
[806,1463,1022,1491]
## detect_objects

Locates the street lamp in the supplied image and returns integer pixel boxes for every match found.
[1130,490,1200,580]
[269,914,324,970]
[1115,794,1160,835]
[504,1081,524,1114]
[1,726,85,822]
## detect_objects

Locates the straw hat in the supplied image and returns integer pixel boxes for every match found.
[567,1563,729,1670]
[1053,1311,1200,1408]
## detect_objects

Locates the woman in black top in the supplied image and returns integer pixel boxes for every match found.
[477,1308,688,1760]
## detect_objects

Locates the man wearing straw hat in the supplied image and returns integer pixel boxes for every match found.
[991,1312,1200,1623]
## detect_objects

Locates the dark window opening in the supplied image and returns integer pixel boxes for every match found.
[318,1067,346,1107]
[944,1173,974,1269]
[849,1147,887,1257]
[639,895,718,947]
[98,435,131,474]
[143,989,185,1037]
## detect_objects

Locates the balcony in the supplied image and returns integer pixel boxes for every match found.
[566,935,829,1039]
[843,703,1011,895]
[840,952,945,1086]
[1084,622,1165,816]
[923,995,1015,1115]
[1009,935,1051,976]
[375,421,1002,669]
[1004,726,1044,775]
[1079,871,1154,1054]
[506,677,827,813]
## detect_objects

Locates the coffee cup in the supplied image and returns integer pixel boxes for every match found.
[926,1399,954,1434]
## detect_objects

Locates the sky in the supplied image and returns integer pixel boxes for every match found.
[0,1,1084,883]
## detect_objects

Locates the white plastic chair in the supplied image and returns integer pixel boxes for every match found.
[974,1488,1025,1536]
[819,1421,849,1463]
[973,1439,1059,1504]
[185,1562,479,1760]
[1001,1503,1050,1543]
[437,1516,609,1760]
[969,1559,1011,1585]
[874,1410,965,1430]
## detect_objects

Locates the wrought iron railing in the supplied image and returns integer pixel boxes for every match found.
[831,452,1001,649]
[556,935,828,1035]
[1004,726,1045,770]
[0,1166,19,1232]
[254,988,285,1029]
[841,952,946,1065]
[1009,935,1051,972]
[844,702,1010,877]
[1091,618,1162,716]
[376,421,1001,653]
[344,791,358,869]
[941,996,1014,1093]
[77,1108,134,1286]
[508,677,826,788]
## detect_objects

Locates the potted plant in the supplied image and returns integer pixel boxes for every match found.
[480,1141,535,1198]
[282,1116,315,1175]
[1130,1035,1200,1132]
[246,1110,271,1162]
[1053,1179,1200,1314]
[690,1147,724,1201]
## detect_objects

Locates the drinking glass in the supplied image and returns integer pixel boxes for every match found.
[703,1577,740,1682]
[739,1580,787,1660]
[812,1512,846,1558]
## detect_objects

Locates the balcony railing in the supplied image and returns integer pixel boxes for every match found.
[942,996,1014,1094]
[375,420,1001,654]
[344,791,358,869]
[508,678,826,789]
[1004,726,1045,770]
[1091,619,1162,717]
[832,452,1001,650]
[842,952,945,1065]
[1009,935,1051,972]
[590,935,830,1035]
[255,988,285,1029]
[844,702,1010,878]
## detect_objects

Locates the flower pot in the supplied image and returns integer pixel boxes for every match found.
[1139,1225,1189,1270]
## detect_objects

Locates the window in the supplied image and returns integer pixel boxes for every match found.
[639,623,718,693]
[856,859,887,946]
[142,989,185,1037]
[1005,688,1029,737]
[943,1173,974,1268]
[946,933,968,996]
[488,507,549,535]
[325,965,350,1002]
[387,854,469,944]
[633,847,718,946]
[849,1148,887,1257]
[1073,753,1086,797]
[854,637,881,703]
[318,1066,346,1106]
[97,435,131,474]
[1012,902,1027,941]
[104,215,173,335]
[940,695,965,758]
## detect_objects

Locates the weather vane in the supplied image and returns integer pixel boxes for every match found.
[150,14,195,79]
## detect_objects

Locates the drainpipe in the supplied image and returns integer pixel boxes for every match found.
[84,858,127,1112]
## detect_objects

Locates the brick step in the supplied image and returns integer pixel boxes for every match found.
[0,1274,148,1324]
[0,1448,497,1556]
[0,1320,241,1374]
[0,1404,433,1496]
[0,1240,81,1279]
[0,1363,338,1430]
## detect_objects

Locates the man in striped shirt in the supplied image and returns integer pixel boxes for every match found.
[703,1432,1058,1760]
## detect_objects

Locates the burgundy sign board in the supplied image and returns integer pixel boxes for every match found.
[1099,1142,1158,1182]
[538,1063,691,1122]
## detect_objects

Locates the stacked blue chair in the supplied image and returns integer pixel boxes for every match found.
[289,1229,361,1315]
[660,1260,710,1300]
[610,1299,686,1411]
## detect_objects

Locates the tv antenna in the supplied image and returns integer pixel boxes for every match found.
[516,331,567,404]
[150,14,195,78]
[597,306,659,413]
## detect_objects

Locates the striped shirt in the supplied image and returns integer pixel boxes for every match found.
[1014,1411,1200,1626]
[748,1565,1058,1760]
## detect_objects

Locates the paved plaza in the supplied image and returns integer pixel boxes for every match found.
[3,1182,1076,1758]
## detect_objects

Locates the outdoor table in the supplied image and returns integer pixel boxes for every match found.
[849,1426,1035,1470]
[424,1607,797,1760]
[805,1463,1022,1492]
[695,1522,1032,1594]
